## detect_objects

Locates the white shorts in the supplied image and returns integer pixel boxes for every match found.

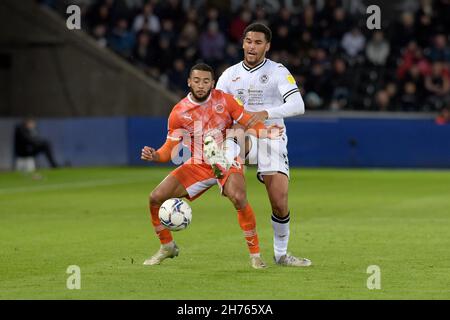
[246,133,290,183]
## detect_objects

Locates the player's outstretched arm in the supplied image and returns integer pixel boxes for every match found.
[141,139,179,163]
[237,111,284,139]
[141,146,160,162]
[225,93,283,139]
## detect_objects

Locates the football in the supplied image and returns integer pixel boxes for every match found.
[158,198,192,231]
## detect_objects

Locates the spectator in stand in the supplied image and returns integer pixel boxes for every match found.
[92,24,108,48]
[88,3,112,30]
[313,47,331,70]
[325,7,352,44]
[390,12,417,55]
[228,9,252,43]
[400,81,419,111]
[297,30,314,61]
[54,0,450,112]
[155,0,184,30]
[366,31,390,66]
[299,4,321,40]
[202,7,228,33]
[373,90,391,111]
[199,21,226,68]
[415,0,437,47]
[435,107,450,125]
[132,2,160,34]
[427,34,450,63]
[108,18,135,59]
[329,58,352,110]
[272,6,300,38]
[184,7,200,25]
[254,5,269,26]
[167,58,189,97]
[402,65,425,104]
[424,61,450,110]
[341,27,366,60]
[176,22,199,53]
[271,24,295,53]
[132,31,156,71]
[385,82,399,107]
[159,19,176,46]
[304,63,329,110]
[397,41,431,80]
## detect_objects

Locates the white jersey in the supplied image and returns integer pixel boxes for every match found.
[216,58,304,128]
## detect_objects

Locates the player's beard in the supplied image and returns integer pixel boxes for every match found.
[190,87,211,102]
[244,51,265,67]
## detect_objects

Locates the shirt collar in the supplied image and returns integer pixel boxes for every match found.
[187,92,212,105]
[242,58,267,73]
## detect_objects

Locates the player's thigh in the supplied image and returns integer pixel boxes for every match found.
[223,172,246,198]
[171,163,216,201]
[150,174,188,204]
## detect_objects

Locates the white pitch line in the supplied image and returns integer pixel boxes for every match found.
[0,177,150,195]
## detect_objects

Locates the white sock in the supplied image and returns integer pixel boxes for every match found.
[162,241,175,249]
[224,138,240,163]
[271,212,290,262]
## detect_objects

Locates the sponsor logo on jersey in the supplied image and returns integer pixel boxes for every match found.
[233,97,244,106]
[287,74,296,84]
[232,76,241,82]
[260,74,269,84]
[182,112,192,120]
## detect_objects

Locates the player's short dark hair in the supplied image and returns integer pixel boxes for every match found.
[189,63,214,79]
[243,23,272,43]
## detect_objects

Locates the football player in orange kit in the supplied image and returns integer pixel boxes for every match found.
[141,63,282,269]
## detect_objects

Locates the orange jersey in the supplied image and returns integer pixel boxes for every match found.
[154,89,267,163]
[164,89,245,162]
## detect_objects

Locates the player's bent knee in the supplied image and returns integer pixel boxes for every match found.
[149,189,165,206]
[228,191,247,209]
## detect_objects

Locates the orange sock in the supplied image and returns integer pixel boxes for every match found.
[150,204,173,245]
[237,203,260,255]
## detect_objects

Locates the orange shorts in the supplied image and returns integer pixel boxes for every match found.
[170,160,243,201]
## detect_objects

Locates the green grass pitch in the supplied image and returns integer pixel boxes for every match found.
[1,167,449,299]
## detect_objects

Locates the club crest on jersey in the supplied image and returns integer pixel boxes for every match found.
[214,104,224,113]
[259,74,269,84]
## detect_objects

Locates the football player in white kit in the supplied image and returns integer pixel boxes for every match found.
[215,23,312,267]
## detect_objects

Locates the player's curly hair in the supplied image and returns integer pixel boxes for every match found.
[243,23,272,42]
[189,63,215,79]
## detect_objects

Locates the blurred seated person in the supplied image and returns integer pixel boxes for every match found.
[435,107,450,125]
[14,118,58,169]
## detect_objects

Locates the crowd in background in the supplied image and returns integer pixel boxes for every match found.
[43,0,450,112]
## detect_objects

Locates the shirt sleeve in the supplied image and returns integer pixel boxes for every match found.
[155,109,182,162]
[215,70,230,93]
[266,65,305,119]
[277,65,300,101]
[224,93,245,122]
[166,109,183,142]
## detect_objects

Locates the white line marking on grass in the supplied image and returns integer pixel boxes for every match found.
[0,177,150,195]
